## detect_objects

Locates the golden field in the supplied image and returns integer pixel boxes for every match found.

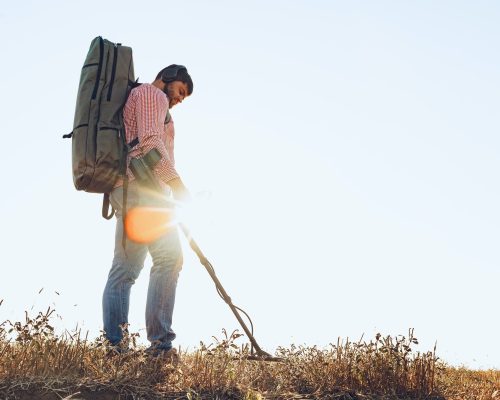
[0,307,498,399]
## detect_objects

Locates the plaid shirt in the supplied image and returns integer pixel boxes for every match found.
[116,83,179,187]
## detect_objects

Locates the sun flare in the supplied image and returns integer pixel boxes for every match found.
[124,207,177,244]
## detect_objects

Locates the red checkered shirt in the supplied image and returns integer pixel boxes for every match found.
[115,83,179,188]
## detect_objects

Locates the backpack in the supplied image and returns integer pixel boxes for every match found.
[64,36,135,218]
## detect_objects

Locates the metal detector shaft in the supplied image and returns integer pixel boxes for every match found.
[179,223,277,359]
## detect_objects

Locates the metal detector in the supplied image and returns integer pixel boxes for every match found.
[128,149,281,361]
[179,223,282,362]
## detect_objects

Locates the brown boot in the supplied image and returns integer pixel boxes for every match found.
[146,347,180,367]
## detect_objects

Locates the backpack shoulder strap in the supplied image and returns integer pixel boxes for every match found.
[165,110,172,125]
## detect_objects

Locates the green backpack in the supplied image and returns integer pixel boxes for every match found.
[64,36,135,218]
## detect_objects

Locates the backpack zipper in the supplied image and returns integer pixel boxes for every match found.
[82,62,98,69]
[107,44,119,101]
[91,37,104,100]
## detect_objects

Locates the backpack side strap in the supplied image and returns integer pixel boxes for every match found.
[102,193,115,219]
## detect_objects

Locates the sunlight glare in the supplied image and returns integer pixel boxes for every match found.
[124,206,176,244]
[124,193,212,244]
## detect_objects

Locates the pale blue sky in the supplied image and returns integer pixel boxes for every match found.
[0,1,499,369]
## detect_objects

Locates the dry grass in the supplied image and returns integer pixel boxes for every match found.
[0,307,498,399]
[435,367,500,400]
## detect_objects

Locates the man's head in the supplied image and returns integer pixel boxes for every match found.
[154,65,194,108]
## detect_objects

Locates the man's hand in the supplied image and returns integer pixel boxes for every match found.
[167,177,192,203]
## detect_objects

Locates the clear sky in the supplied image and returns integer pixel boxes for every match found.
[0,0,498,369]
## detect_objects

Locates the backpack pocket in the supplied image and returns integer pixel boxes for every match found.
[92,124,122,193]
[71,123,91,190]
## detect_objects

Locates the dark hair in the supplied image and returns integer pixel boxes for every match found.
[156,65,194,95]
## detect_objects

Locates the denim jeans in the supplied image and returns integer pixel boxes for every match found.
[102,182,183,351]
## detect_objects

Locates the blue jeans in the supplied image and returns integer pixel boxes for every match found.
[102,182,183,350]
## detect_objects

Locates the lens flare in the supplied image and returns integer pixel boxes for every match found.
[124,192,212,244]
[124,207,176,244]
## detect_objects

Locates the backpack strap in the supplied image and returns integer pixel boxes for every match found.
[121,175,129,257]
[102,193,115,219]
[128,137,139,148]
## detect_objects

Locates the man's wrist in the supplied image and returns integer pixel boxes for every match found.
[168,177,191,202]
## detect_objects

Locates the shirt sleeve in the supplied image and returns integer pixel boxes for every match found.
[135,87,179,184]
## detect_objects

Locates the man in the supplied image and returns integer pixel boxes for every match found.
[102,65,193,357]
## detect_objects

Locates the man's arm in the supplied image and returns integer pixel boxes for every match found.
[135,86,180,184]
[135,86,191,202]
